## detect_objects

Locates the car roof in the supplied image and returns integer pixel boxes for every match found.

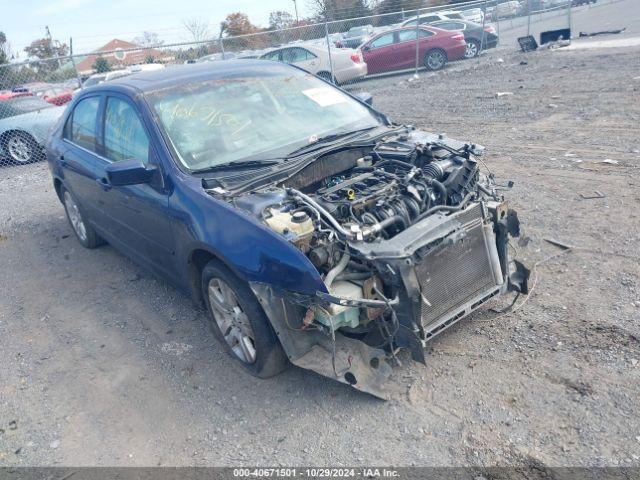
[105,60,294,93]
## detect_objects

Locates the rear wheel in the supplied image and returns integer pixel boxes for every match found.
[201,260,288,378]
[61,187,104,248]
[3,131,40,164]
[424,49,447,71]
[464,40,481,59]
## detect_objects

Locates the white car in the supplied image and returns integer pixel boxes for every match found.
[494,1,521,18]
[260,44,367,85]
[462,8,485,23]
[401,10,464,27]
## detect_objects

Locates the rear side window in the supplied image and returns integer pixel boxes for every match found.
[262,50,281,61]
[104,97,150,163]
[282,48,316,63]
[397,30,417,42]
[66,96,100,151]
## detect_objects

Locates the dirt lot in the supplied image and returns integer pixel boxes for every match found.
[1,43,640,468]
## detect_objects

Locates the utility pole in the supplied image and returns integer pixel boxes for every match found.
[292,0,299,23]
[45,25,61,68]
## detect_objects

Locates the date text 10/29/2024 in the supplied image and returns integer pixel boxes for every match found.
[233,468,400,478]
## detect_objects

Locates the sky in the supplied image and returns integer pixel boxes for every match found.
[4,0,313,59]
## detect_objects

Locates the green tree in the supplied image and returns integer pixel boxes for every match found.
[24,37,68,60]
[144,55,156,63]
[0,32,10,64]
[92,57,111,73]
[307,0,372,21]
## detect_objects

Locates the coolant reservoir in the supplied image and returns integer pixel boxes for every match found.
[264,208,314,237]
[314,281,362,330]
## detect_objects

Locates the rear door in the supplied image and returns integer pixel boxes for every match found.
[362,32,396,73]
[394,30,416,69]
[60,95,107,225]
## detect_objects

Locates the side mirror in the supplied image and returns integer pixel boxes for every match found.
[362,45,370,52]
[354,91,373,106]
[106,158,157,186]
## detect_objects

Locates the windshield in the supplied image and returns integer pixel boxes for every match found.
[148,67,380,171]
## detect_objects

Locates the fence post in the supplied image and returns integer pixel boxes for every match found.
[324,19,335,83]
[219,37,226,60]
[494,0,500,46]
[527,0,532,36]
[566,0,572,37]
[414,8,420,78]
[69,37,83,89]
[479,0,487,63]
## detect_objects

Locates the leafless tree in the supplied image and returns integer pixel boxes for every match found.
[183,18,212,43]
[133,31,164,47]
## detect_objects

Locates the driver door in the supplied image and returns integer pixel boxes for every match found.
[96,94,175,276]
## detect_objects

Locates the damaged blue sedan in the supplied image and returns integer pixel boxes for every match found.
[46,61,529,398]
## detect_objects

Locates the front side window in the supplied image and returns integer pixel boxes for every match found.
[104,97,150,162]
[66,96,100,151]
[370,33,394,49]
[148,66,380,172]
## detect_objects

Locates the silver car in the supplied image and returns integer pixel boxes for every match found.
[0,96,65,164]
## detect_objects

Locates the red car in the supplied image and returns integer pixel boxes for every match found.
[0,90,33,101]
[360,26,466,74]
[35,86,73,106]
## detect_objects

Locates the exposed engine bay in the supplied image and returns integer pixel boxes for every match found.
[208,128,530,398]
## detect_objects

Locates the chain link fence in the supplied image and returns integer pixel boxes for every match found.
[0,0,598,167]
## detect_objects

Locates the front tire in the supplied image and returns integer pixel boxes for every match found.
[201,260,288,378]
[3,131,40,165]
[61,187,104,248]
[424,49,447,71]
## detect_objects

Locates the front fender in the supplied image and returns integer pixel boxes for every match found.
[173,178,327,296]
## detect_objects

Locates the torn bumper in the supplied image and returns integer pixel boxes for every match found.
[249,283,393,399]
[250,200,529,399]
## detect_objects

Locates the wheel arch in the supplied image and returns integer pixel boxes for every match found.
[0,129,34,148]
[53,177,64,202]
[187,247,235,307]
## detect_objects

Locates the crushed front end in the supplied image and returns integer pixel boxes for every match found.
[212,128,530,398]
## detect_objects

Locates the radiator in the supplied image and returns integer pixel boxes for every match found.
[415,204,502,332]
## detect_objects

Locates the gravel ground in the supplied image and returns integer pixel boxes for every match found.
[1,40,640,468]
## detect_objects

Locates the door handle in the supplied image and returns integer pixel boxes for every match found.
[95,177,112,191]
[59,155,67,167]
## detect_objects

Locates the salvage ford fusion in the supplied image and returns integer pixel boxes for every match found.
[47,61,529,397]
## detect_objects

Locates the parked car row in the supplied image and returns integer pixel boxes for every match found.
[0,11,499,167]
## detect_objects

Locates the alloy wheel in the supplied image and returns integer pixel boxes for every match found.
[465,42,479,59]
[7,134,32,163]
[63,191,88,242]
[426,51,445,70]
[208,277,257,364]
